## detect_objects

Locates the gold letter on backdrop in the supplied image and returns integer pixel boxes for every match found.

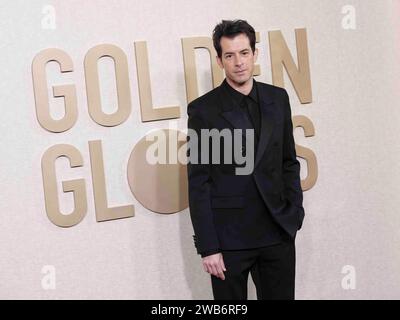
[88,140,134,222]
[84,44,132,126]
[127,129,189,214]
[32,49,78,133]
[181,37,224,103]
[293,115,318,190]
[269,29,312,103]
[41,144,87,227]
[134,41,180,122]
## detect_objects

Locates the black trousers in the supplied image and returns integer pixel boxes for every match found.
[211,238,296,300]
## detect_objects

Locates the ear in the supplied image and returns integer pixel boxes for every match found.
[216,55,224,69]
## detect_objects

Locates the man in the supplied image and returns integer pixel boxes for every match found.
[186,20,305,300]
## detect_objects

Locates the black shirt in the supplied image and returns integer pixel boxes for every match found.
[223,78,261,140]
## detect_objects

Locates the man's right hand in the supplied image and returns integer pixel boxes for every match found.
[202,253,226,280]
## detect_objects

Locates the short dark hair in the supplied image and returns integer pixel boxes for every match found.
[212,19,256,58]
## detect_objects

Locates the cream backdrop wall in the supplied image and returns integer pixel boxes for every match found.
[0,0,399,299]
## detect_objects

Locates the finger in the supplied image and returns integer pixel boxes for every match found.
[220,257,227,272]
[216,266,225,280]
[210,265,219,277]
[204,262,212,274]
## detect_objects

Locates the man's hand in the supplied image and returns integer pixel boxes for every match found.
[202,253,226,280]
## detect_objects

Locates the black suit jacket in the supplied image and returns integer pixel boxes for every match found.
[187,78,305,255]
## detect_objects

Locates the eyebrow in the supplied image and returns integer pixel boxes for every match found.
[224,49,250,56]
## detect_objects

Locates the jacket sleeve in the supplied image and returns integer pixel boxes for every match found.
[281,89,305,229]
[187,102,220,255]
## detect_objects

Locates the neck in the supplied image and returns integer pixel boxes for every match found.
[226,77,253,95]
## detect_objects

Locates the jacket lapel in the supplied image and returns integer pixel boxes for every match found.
[254,81,275,168]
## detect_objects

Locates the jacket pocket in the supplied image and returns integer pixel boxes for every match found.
[211,196,245,208]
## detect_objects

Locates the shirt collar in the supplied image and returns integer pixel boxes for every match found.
[223,78,258,105]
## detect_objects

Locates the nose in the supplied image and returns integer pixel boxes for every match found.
[234,54,243,67]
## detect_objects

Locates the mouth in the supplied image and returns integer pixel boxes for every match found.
[235,70,246,74]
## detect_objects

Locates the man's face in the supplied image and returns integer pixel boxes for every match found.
[216,33,258,86]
